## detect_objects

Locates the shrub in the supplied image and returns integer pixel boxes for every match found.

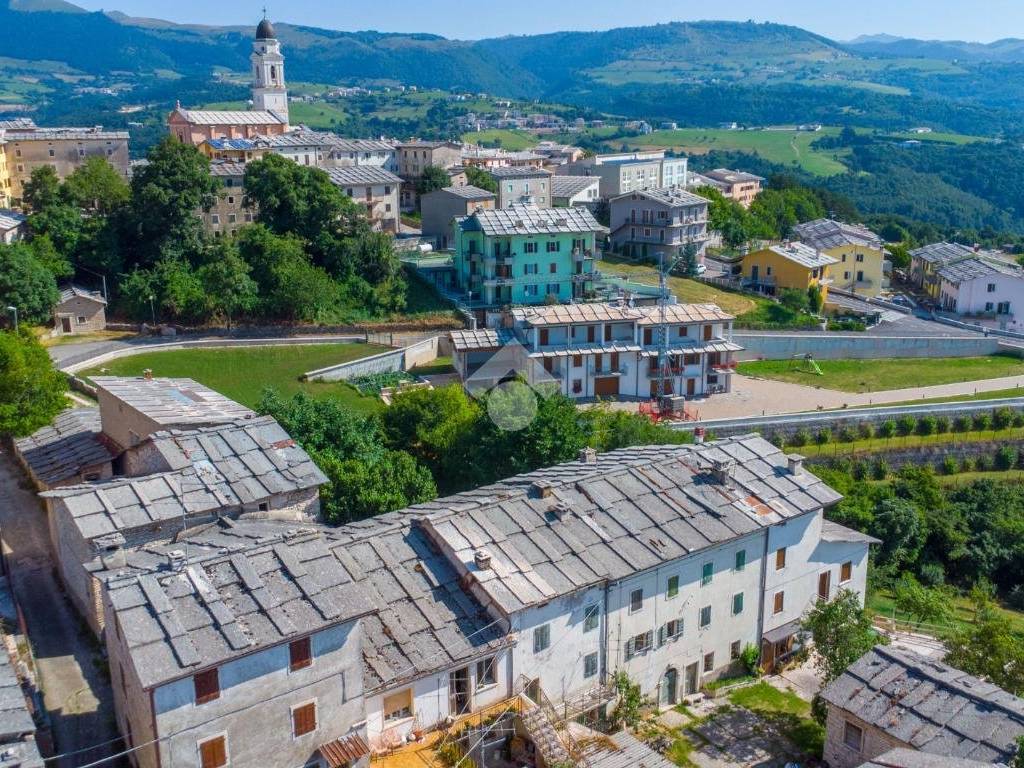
[973,413,992,432]
[838,426,857,443]
[995,446,1018,471]
[878,420,897,439]
[916,416,937,437]
[740,643,761,676]
[858,422,874,440]
[1014,411,1024,428]
[871,458,890,480]
[993,407,1014,431]
[815,428,832,446]
[952,415,971,433]
[919,561,946,588]
[790,429,810,448]
[1008,584,1024,611]
[975,454,993,471]
[851,461,868,481]
[960,457,975,472]
[896,416,916,437]
[935,416,951,434]
[940,456,959,475]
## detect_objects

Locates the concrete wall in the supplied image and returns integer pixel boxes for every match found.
[304,336,440,382]
[151,621,366,768]
[607,532,765,702]
[735,333,1002,361]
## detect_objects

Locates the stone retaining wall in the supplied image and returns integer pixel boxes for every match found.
[734,333,1003,361]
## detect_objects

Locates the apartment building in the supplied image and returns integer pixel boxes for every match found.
[420,185,495,248]
[821,645,1024,768]
[0,125,130,203]
[792,218,887,297]
[197,138,271,164]
[453,300,741,400]
[694,168,764,208]
[909,242,980,299]
[741,242,837,300]
[325,139,397,173]
[551,175,601,208]
[0,141,10,208]
[395,141,462,210]
[488,166,554,208]
[558,150,688,198]
[262,130,333,166]
[935,256,1024,318]
[609,187,710,261]
[0,209,26,243]
[325,166,402,233]
[452,204,600,307]
[203,162,253,237]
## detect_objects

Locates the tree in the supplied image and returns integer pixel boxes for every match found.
[870,498,925,571]
[197,248,258,328]
[807,284,824,314]
[892,573,952,625]
[802,590,882,686]
[312,448,436,524]
[0,243,59,325]
[415,165,451,203]
[126,137,220,266]
[0,329,67,437]
[465,166,498,193]
[611,671,645,728]
[63,156,130,215]
[21,166,61,212]
[680,242,700,278]
[779,288,809,313]
[945,598,1024,696]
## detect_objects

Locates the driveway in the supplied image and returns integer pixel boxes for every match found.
[0,449,120,767]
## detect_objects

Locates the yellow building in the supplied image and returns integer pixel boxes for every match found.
[791,218,886,297]
[0,140,9,208]
[741,242,837,301]
[197,138,271,164]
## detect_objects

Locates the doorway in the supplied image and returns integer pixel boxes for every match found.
[449,667,471,717]
[683,663,699,696]
[818,571,832,601]
[661,668,678,706]
[60,316,72,333]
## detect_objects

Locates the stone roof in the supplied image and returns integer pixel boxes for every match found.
[57,284,106,305]
[612,186,709,208]
[764,242,838,270]
[208,161,247,178]
[0,645,42,768]
[821,519,881,545]
[324,166,402,187]
[703,168,765,185]
[909,242,978,265]
[860,748,996,768]
[0,210,26,232]
[91,376,255,428]
[175,109,287,126]
[326,138,395,153]
[0,118,36,131]
[510,301,733,327]
[416,435,840,615]
[937,257,1021,286]
[2,128,128,141]
[583,730,676,768]
[820,645,1024,764]
[457,204,600,237]
[41,417,327,541]
[14,408,114,487]
[431,185,495,201]
[106,528,375,689]
[792,218,884,251]
[551,175,599,198]
[488,166,551,179]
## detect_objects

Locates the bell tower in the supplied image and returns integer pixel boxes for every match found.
[251,12,288,117]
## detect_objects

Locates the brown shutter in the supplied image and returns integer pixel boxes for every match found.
[289,637,312,672]
[539,329,549,345]
[193,669,220,705]
[293,702,317,736]
[587,325,595,343]
[643,328,652,345]
[703,325,712,341]
[200,736,227,768]
[604,325,612,341]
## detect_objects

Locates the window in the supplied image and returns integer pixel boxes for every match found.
[292,701,317,737]
[77,316,87,324]
[840,561,853,583]
[856,253,864,263]
[629,589,643,613]
[986,302,995,312]
[383,689,413,723]
[701,562,713,586]
[583,652,598,678]
[193,668,220,705]
[774,591,785,615]
[775,547,787,570]
[524,263,538,275]
[730,640,742,660]
[667,575,679,599]
[524,242,538,254]
[476,657,496,688]
[699,605,711,629]
[703,652,715,672]
[289,637,312,672]
[734,550,746,572]
[549,262,557,273]
[665,619,683,640]
[583,604,600,632]
[211,214,220,225]
[988,283,997,293]
[533,624,550,653]
[547,283,560,295]
[198,735,227,768]
[732,592,744,615]
[546,241,561,253]
[843,721,863,751]
[48,148,55,157]
[227,196,234,204]
[627,630,652,657]
[525,284,538,297]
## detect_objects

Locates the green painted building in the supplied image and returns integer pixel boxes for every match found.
[453,204,601,306]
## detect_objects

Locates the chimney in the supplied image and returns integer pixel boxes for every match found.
[578,447,597,464]
[530,480,554,499]
[143,368,153,381]
[693,427,706,444]
[711,458,735,487]
[474,549,492,570]
[551,501,572,521]
[787,454,805,476]
[167,549,186,571]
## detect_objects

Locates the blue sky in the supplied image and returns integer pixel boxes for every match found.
[73,0,1024,42]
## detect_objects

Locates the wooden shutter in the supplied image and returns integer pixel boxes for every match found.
[657,626,666,646]
[587,325,595,343]
[289,637,312,672]
[703,325,712,341]
[539,329,549,345]
[193,669,220,705]
[604,325,612,341]
[199,736,227,768]
[624,638,633,660]
[292,702,317,737]
[643,328,652,345]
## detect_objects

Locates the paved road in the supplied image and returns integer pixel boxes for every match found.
[0,450,121,767]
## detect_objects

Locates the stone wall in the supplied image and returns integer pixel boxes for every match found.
[734,333,1003,361]
[823,705,904,768]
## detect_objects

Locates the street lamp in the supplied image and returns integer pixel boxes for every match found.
[148,295,156,326]
[5,306,16,330]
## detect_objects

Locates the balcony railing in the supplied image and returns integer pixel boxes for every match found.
[589,363,629,376]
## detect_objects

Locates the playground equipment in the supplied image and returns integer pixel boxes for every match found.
[790,353,823,376]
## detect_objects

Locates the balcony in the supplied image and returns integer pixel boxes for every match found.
[589,362,628,376]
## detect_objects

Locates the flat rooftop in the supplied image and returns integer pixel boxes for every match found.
[92,376,255,427]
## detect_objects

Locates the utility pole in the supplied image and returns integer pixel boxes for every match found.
[148,295,156,326]
[655,251,670,402]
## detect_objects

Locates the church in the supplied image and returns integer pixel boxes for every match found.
[168,17,291,146]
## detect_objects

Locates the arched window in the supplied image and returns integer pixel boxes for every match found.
[270,65,276,81]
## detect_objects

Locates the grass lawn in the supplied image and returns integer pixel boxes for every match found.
[728,682,824,757]
[798,425,1024,458]
[627,127,848,176]
[461,129,536,151]
[738,354,1024,393]
[867,587,1024,637]
[79,344,388,414]
[863,385,1024,407]
[287,101,351,130]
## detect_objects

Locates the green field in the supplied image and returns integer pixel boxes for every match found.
[461,129,537,151]
[738,354,1024,393]
[287,101,351,129]
[868,587,1024,636]
[627,127,848,176]
[80,343,388,414]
